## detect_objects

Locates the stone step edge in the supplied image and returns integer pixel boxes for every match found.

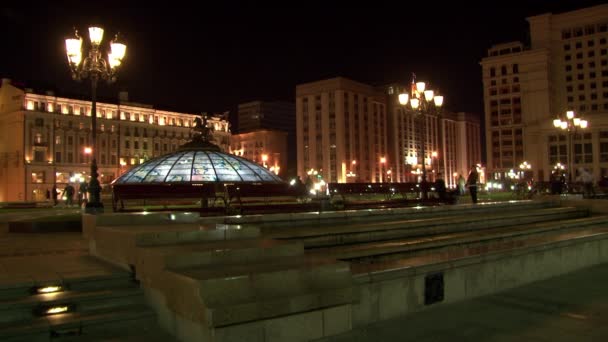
[224,200,558,224]
[206,286,355,328]
[0,287,143,311]
[353,226,608,283]
[0,305,155,338]
[270,206,585,240]
[0,271,134,293]
[312,215,605,260]
[172,255,350,281]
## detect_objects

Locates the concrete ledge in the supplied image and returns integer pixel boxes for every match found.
[350,228,608,328]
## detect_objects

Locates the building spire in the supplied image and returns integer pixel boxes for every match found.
[411,72,417,96]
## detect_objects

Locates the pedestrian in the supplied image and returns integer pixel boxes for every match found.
[45,189,51,202]
[51,184,58,206]
[466,165,479,204]
[457,174,466,195]
[435,173,447,201]
[78,182,88,206]
[550,170,562,195]
[578,168,595,198]
[63,184,75,206]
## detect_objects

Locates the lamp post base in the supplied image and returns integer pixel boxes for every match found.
[85,202,104,214]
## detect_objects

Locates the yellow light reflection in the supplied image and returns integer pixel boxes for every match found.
[46,306,69,314]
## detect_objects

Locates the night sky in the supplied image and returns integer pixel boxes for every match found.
[1,1,605,132]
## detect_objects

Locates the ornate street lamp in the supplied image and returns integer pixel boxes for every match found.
[65,27,127,212]
[399,80,444,199]
[519,161,531,180]
[552,110,589,185]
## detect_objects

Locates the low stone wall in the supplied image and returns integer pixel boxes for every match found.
[351,232,608,327]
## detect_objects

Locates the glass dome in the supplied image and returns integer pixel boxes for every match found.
[114,150,283,184]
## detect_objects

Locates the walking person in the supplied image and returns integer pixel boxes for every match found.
[62,184,75,207]
[466,165,479,204]
[457,174,466,195]
[578,168,595,198]
[51,184,58,206]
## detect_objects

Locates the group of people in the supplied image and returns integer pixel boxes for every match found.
[551,167,596,198]
[45,182,89,207]
[433,165,479,204]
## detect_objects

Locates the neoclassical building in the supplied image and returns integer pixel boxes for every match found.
[296,77,481,186]
[481,4,608,182]
[0,78,230,202]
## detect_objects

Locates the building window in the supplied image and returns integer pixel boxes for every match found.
[55,151,62,163]
[512,64,518,74]
[34,150,45,162]
[67,136,73,145]
[35,118,44,127]
[31,171,45,184]
[67,152,73,163]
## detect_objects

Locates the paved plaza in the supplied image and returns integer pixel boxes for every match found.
[318,263,608,342]
[1,202,608,341]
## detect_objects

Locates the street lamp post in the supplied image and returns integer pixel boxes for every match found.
[431,151,439,181]
[552,110,589,185]
[399,81,444,200]
[65,27,126,213]
[519,161,531,180]
[379,156,386,183]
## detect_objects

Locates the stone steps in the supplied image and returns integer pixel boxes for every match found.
[310,215,608,261]
[170,255,354,327]
[228,200,557,229]
[1,305,156,341]
[92,223,260,271]
[135,239,305,285]
[0,272,159,341]
[271,206,588,248]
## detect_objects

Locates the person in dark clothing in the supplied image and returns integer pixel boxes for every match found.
[51,184,58,206]
[63,184,75,206]
[550,170,563,195]
[45,189,51,202]
[435,173,447,201]
[467,165,479,204]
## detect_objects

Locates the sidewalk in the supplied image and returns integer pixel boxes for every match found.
[317,263,608,342]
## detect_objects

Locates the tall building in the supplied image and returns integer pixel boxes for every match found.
[237,101,295,133]
[230,129,288,177]
[295,77,481,186]
[296,77,388,183]
[0,78,230,202]
[236,101,295,176]
[383,83,481,187]
[481,4,608,182]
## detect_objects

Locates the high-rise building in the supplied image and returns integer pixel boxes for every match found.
[295,77,481,186]
[237,101,295,133]
[481,4,608,182]
[0,78,230,202]
[383,83,481,187]
[236,101,295,176]
[296,77,388,183]
[230,129,288,177]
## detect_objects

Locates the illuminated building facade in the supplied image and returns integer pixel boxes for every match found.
[296,77,388,183]
[384,84,481,187]
[230,129,288,176]
[0,78,230,202]
[481,4,608,182]
[237,101,295,175]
